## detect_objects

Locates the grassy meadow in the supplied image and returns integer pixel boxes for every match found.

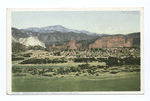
[12,72,140,92]
[12,62,140,92]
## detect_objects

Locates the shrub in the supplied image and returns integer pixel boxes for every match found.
[123,56,140,65]
[49,74,53,77]
[74,58,96,63]
[23,53,32,57]
[82,70,86,73]
[87,70,92,73]
[109,70,119,74]
[70,67,77,72]
[78,64,89,69]
[103,70,109,73]
[96,74,99,76]
[76,73,79,76]
[76,68,81,72]
[48,68,53,72]
[53,70,57,73]
[12,67,23,73]
[97,65,105,69]
[134,68,140,72]
[12,57,24,60]
[65,68,70,74]
[110,67,119,70]
[106,57,118,66]
[97,58,108,62]
[91,67,97,71]
[103,67,107,70]
[129,69,134,72]
[38,70,44,75]
[57,67,65,74]
[53,73,57,76]
[14,73,26,76]
[42,73,53,77]
[90,72,95,75]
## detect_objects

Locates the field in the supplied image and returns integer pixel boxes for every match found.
[11,49,141,92]
[12,72,140,92]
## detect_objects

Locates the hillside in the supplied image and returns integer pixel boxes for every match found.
[12,36,46,48]
[12,27,101,47]
[38,31,99,47]
[12,26,140,48]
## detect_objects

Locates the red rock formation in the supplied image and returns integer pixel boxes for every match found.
[63,39,82,49]
[50,39,82,49]
[52,44,56,48]
[124,38,133,47]
[89,36,133,49]
[76,43,82,49]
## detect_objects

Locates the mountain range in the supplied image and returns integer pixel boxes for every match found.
[21,25,100,36]
[12,25,140,48]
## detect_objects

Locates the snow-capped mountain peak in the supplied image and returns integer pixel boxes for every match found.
[21,25,100,36]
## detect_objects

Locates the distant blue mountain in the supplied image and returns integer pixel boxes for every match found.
[21,25,101,36]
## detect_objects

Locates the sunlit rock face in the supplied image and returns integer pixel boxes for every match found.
[12,36,46,48]
[49,39,82,49]
[89,36,133,49]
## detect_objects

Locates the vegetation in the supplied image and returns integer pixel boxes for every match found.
[12,57,25,61]
[12,57,140,92]
[12,53,33,61]
[12,63,140,77]
[11,46,141,92]
[12,71,140,92]
[12,42,27,53]
[27,45,46,50]
[20,58,67,64]
[12,42,46,53]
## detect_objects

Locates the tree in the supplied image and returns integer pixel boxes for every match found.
[12,42,26,53]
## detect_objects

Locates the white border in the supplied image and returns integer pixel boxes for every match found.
[6,8,144,95]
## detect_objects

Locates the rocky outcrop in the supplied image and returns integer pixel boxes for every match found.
[52,44,56,48]
[49,39,82,49]
[12,36,46,48]
[62,39,82,49]
[124,38,133,47]
[89,36,133,49]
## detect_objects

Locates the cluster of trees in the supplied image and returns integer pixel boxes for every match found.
[12,42,47,53]
[124,56,140,65]
[12,42,26,53]
[73,56,140,66]
[74,57,96,62]
[20,58,67,64]
[12,57,25,61]
[27,45,46,50]
[106,56,140,66]
[12,53,33,60]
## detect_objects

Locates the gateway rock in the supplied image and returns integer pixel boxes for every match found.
[89,36,133,49]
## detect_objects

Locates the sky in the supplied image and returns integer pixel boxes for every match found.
[11,11,140,34]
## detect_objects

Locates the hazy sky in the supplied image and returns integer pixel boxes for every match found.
[11,11,140,34]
